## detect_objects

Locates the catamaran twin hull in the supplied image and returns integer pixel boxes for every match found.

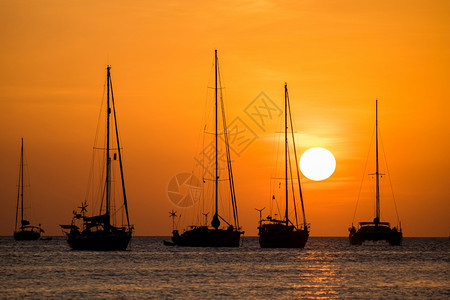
[349,223,402,246]
[348,101,403,246]
[172,227,242,247]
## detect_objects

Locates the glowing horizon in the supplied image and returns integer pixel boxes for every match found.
[0,0,449,237]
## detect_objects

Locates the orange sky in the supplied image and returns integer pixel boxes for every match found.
[0,0,449,236]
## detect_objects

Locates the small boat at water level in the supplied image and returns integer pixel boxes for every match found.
[13,138,44,241]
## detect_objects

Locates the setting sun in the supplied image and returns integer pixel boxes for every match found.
[300,147,336,181]
[0,0,448,239]
[0,1,448,298]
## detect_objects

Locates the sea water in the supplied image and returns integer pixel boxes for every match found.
[0,237,448,299]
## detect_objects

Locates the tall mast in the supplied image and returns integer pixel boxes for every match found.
[20,138,24,224]
[284,83,289,226]
[15,139,20,231]
[211,49,220,229]
[105,66,111,228]
[375,99,380,222]
[215,50,218,220]
[15,138,24,230]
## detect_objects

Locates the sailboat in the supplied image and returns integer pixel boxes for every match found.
[257,83,309,248]
[169,50,244,247]
[60,66,133,250]
[13,138,44,241]
[349,100,402,246]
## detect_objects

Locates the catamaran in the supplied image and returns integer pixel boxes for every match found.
[349,100,402,246]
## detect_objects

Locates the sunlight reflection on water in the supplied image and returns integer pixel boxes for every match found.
[0,237,448,299]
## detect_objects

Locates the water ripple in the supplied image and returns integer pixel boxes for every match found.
[0,237,448,299]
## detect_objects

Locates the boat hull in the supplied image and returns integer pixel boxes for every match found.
[259,224,309,248]
[67,230,132,251]
[14,229,40,241]
[172,227,242,247]
[349,225,402,246]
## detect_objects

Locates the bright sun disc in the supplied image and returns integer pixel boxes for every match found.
[300,147,336,181]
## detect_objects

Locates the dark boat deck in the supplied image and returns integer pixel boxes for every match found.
[171,226,243,247]
[258,222,309,248]
[349,222,402,245]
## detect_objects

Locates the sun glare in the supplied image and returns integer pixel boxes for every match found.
[300,147,336,181]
